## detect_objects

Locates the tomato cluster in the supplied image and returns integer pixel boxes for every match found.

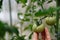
[32,16,56,32]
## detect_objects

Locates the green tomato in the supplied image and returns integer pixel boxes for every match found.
[36,24,45,33]
[32,23,37,32]
[45,16,56,25]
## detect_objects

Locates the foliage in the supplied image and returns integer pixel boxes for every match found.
[16,0,27,4]
[0,21,6,38]
[17,0,60,40]
[0,21,19,39]
[11,35,26,40]
[35,7,60,17]
[0,0,60,40]
[24,24,33,31]
[0,0,3,8]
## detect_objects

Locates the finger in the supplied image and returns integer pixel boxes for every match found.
[32,32,39,40]
[41,27,51,40]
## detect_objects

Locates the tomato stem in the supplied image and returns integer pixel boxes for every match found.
[55,0,60,40]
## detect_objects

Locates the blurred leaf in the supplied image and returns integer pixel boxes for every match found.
[24,24,33,31]
[2,22,19,35]
[31,0,37,2]
[47,0,52,3]
[11,35,26,40]
[0,21,19,38]
[0,0,2,8]
[29,32,33,39]
[24,13,31,16]
[17,13,23,20]
[26,6,31,13]
[42,0,45,3]
[56,7,60,10]
[22,18,30,21]
[16,0,19,3]
[18,13,23,15]
[35,7,60,17]
[16,0,27,4]
[37,0,42,6]
[58,32,60,40]
[0,21,6,38]
[35,10,47,16]
[50,26,55,35]
[6,26,19,35]
[18,35,26,40]
[37,0,45,6]
[21,0,27,4]
[22,4,26,8]
[11,26,19,35]
[32,5,36,9]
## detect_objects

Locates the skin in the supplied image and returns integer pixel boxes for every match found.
[32,32,39,40]
[41,27,51,40]
[32,27,51,40]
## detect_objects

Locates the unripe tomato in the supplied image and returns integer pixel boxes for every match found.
[32,23,37,32]
[45,16,56,25]
[36,24,45,33]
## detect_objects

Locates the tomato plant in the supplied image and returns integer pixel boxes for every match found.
[0,0,60,40]
[16,0,60,40]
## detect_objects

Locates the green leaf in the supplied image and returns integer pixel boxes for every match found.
[18,13,23,15]
[24,24,33,31]
[26,6,31,13]
[16,0,27,4]
[47,0,52,3]
[56,7,60,11]
[11,26,19,35]
[17,13,23,20]
[29,32,33,39]
[34,10,43,17]
[37,0,45,6]
[16,0,20,3]
[0,0,2,8]
[50,26,55,35]
[31,0,37,2]
[35,10,47,16]
[35,7,60,17]
[21,0,27,4]
[24,13,31,16]
[24,26,29,31]
[6,26,19,35]
[37,1,42,6]
[12,35,26,40]
[42,0,45,3]
[0,21,6,38]
[22,18,30,21]
[0,21,19,38]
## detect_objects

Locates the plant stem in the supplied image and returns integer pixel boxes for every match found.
[55,0,60,40]
[20,22,23,36]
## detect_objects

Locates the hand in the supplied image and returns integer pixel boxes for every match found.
[32,32,39,40]
[41,27,51,40]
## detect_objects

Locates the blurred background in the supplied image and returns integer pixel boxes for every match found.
[0,0,60,40]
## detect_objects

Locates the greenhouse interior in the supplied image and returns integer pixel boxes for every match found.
[0,0,60,40]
